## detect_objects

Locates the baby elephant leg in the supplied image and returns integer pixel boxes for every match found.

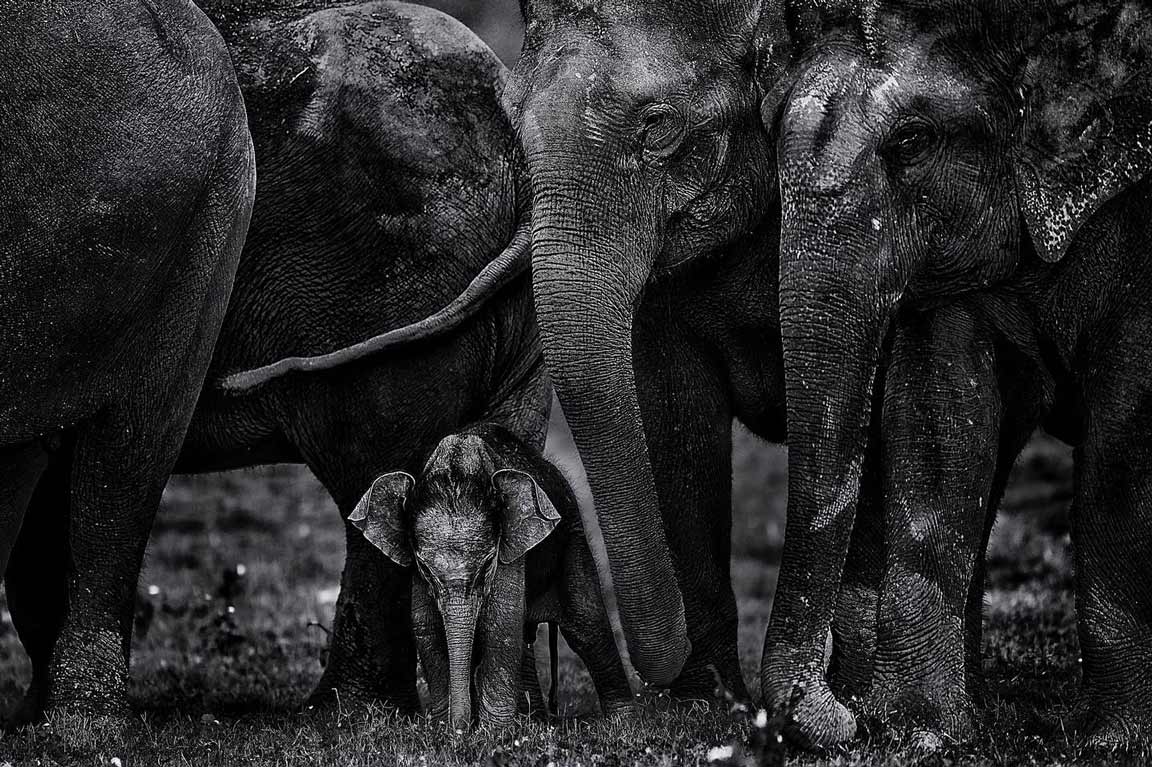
[559,537,635,716]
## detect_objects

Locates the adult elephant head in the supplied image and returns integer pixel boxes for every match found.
[503,0,784,686]
[760,0,1152,746]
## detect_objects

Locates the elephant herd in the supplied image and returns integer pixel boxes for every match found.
[3,0,1151,754]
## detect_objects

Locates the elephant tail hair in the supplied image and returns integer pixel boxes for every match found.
[219,220,531,393]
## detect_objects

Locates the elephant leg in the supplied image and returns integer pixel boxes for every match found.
[1074,416,1152,746]
[0,441,52,580]
[559,536,635,715]
[829,421,884,702]
[412,577,449,720]
[45,402,195,714]
[865,306,1006,736]
[518,638,546,719]
[309,521,418,712]
[5,450,71,726]
[632,324,743,700]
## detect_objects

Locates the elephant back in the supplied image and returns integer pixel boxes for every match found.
[194,0,354,33]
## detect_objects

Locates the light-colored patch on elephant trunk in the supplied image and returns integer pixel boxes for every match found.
[812,454,864,532]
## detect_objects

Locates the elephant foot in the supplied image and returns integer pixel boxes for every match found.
[670,654,749,705]
[306,670,420,716]
[1079,705,1152,753]
[859,683,977,744]
[44,630,130,718]
[764,676,856,749]
[601,697,642,722]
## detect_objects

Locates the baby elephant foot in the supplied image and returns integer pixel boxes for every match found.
[763,675,856,750]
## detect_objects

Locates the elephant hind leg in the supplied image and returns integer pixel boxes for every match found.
[1073,442,1152,748]
[5,447,72,727]
[0,441,52,582]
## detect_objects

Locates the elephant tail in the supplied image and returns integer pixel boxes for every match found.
[219,220,531,393]
[548,621,559,718]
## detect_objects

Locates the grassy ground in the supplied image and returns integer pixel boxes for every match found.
[0,406,1126,765]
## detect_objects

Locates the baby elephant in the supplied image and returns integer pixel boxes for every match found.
[350,423,634,729]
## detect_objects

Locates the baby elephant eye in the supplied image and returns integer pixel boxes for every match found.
[637,103,686,157]
[882,119,938,167]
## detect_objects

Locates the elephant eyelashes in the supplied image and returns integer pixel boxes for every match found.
[638,103,686,157]
[881,119,939,168]
[414,555,445,597]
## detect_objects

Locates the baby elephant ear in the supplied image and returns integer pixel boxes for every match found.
[1017,3,1152,263]
[348,472,416,567]
[492,468,561,564]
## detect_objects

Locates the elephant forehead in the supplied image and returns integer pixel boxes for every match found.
[527,23,714,109]
[412,508,497,566]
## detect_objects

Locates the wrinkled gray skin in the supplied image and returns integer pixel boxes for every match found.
[761,0,1152,748]
[0,0,254,722]
[503,0,911,706]
[351,423,633,730]
[7,1,542,716]
[504,0,790,698]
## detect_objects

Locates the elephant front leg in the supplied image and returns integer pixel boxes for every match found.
[5,453,70,726]
[829,419,884,703]
[311,525,419,713]
[632,324,745,701]
[411,578,449,721]
[868,305,1016,737]
[1073,395,1152,747]
[558,535,636,716]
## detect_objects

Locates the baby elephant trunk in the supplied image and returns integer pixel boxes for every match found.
[442,594,481,731]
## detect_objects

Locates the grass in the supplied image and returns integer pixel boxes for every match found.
[0,412,1137,765]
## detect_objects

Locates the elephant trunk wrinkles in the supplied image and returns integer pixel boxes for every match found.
[526,150,689,686]
[762,179,903,741]
[442,594,480,731]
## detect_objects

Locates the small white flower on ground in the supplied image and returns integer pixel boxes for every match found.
[110,758,123,767]
[754,709,768,728]
[706,745,733,762]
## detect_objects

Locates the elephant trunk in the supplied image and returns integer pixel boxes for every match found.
[525,140,688,685]
[441,593,481,731]
[761,179,904,745]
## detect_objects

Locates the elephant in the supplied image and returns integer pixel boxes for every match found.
[758,0,1152,749]
[349,422,634,730]
[504,0,930,709]
[503,0,793,701]
[6,0,540,718]
[0,0,255,721]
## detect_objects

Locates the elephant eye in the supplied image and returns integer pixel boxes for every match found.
[882,119,938,167]
[637,103,686,157]
[414,555,444,596]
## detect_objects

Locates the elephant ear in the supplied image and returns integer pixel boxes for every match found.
[348,472,416,567]
[492,468,562,564]
[1016,2,1152,263]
